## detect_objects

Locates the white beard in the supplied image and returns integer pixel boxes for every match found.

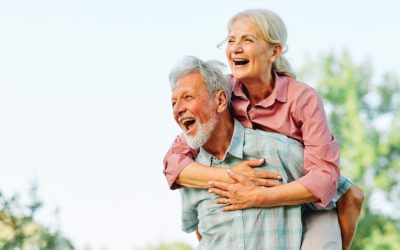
[184,112,218,149]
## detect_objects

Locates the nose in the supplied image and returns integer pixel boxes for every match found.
[231,41,243,53]
[173,99,186,117]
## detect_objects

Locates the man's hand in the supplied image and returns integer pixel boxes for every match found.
[208,169,267,211]
[232,158,282,187]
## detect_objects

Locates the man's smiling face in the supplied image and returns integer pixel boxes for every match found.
[171,72,217,149]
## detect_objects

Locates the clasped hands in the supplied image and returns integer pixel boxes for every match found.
[208,158,282,211]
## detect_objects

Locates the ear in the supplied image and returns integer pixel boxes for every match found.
[214,90,228,113]
[270,44,282,63]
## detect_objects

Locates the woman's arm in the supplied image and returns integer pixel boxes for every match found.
[163,134,199,189]
[177,159,282,188]
[164,134,282,189]
[209,169,318,211]
[293,88,340,206]
[176,162,231,188]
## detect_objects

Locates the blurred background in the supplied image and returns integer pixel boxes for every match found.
[0,0,399,249]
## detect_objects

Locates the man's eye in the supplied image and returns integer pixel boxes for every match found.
[171,101,176,107]
[184,95,193,100]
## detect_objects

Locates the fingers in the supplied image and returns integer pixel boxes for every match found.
[245,158,265,168]
[208,187,230,198]
[253,178,281,187]
[237,158,282,180]
[254,170,282,180]
[214,197,230,204]
[227,169,248,183]
[208,180,230,190]
[222,204,246,212]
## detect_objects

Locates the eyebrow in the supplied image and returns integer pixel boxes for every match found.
[228,34,257,40]
[171,90,190,100]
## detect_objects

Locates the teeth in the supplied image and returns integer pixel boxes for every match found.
[179,117,194,122]
[233,58,249,65]
[179,117,195,126]
[179,117,195,132]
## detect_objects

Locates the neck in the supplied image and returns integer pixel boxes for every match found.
[203,113,234,160]
[242,73,275,105]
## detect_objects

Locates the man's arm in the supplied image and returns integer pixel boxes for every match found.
[195,228,202,241]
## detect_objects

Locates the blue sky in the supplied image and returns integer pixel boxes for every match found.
[0,0,399,249]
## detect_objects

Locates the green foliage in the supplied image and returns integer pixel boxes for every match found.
[352,208,400,250]
[0,181,74,250]
[135,241,193,250]
[300,50,400,249]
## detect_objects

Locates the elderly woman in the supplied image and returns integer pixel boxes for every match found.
[164,9,363,250]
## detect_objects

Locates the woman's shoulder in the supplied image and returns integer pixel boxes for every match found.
[286,77,321,101]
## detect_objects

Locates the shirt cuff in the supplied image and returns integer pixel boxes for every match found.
[296,168,339,207]
[164,157,194,190]
[331,175,352,203]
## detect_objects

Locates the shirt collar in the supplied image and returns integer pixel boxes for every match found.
[197,119,245,165]
[231,73,289,107]
[226,119,244,159]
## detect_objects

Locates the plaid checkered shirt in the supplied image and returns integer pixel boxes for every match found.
[180,120,351,249]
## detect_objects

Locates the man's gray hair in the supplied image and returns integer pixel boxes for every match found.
[169,56,231,104]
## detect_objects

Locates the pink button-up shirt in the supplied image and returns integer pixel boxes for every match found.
[163,74,340,207]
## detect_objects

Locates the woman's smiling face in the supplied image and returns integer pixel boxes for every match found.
[225,17,276,82]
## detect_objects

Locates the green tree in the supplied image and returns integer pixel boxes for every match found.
[0,181,74,250]
[301,50,400,249]
[135,241,193,250]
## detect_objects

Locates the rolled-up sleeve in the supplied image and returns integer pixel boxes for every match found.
[163,133,199,189]
[295,89,340,207]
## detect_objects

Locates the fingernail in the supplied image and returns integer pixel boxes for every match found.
[277,175,282,179]
[208,181,212,185]
[227,169,232,173]
[208,189,213,193]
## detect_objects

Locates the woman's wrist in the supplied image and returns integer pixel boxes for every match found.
[254,186,270,207]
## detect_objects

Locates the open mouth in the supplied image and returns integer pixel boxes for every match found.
[180,117,196,132]
[233,58,249,66]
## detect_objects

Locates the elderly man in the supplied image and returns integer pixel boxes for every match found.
[168,56,353,249]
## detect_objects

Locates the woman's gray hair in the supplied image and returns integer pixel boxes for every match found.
[227,9,296,79]
[169,56,231,104]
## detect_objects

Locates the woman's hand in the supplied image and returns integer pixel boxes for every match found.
[208,169,269,211]
[210,169,319,211]
[232,158,282,187]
